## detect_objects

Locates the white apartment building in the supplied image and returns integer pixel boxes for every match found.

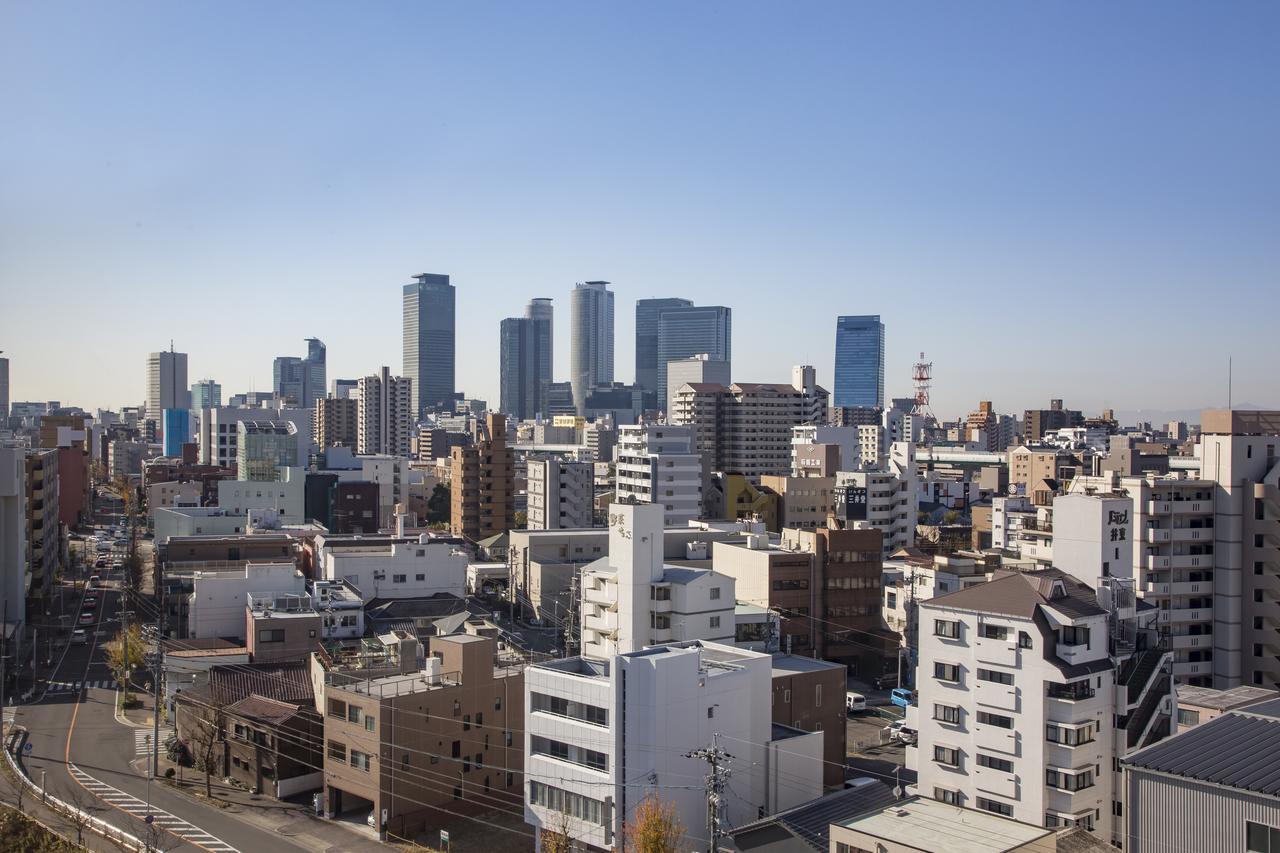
[315,533,467,603]
[216,466,305,523]
[614,424,702,527]
[524,640,822,852]
[835,441,919,556]
[527,458,594,530]
[580,503,737,659]
[670,365,828,482]
[910,569,1172,846]
[198,405,312,468]
[187,561,304,640]
[307,578,365,639]
[357,367,413,457]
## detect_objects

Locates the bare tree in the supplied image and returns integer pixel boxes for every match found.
[188,707,227,800]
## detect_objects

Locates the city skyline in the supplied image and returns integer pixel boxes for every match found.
[2,4,1277,417]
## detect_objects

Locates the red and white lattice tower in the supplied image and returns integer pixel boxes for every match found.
[912,352,933,417]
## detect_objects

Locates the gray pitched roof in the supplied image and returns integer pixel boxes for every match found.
[731,779,897,852]
[1124,703,1280,796]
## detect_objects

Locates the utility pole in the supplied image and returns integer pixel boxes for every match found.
[686,733,731,852]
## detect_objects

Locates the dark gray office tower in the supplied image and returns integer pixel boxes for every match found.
[403,273,456,418]
[499,298,554,422]
[272,338,326,409]
[656,305,731,408]
[570,281,614,415]
[634,298,692,394]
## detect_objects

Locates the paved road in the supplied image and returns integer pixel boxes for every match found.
[11,582,320,853]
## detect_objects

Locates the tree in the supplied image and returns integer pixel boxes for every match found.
[426,483,451,524]
[105,624,146,701]
[189,706,227,799]
[625,792,684,853]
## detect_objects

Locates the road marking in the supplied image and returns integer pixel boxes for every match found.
[68,764,241,852]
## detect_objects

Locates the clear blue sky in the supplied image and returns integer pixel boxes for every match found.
[2,2,1277,420]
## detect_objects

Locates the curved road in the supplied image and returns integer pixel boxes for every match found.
[12,582,316,853]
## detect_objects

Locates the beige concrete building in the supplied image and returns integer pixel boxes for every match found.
[314,397,358,451]
[321,634,523,838]
[450,413,514,541]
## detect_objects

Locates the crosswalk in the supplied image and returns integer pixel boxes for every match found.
[134,727,174,755]
[69,764,239,852]
[45,679,117,693]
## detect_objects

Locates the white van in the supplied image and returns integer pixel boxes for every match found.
[846,691,867,713]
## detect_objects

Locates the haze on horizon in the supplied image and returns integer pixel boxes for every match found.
[2,2,1277,420]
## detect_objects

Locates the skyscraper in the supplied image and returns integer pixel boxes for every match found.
[403,273,456,418]
[191,379,222,411]
[272,338,326,409]
[833,315,885,410]
[146,348,190,438]
[499,298,554,422]
[634,297,692,394]
[569,281,614,415]
[656,304,731,409]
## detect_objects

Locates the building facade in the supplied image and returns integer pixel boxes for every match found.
[402,272,456,417]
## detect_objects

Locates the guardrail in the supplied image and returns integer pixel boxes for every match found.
[3,724,144,852]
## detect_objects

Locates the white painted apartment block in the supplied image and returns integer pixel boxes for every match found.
[527,458,594,530]
[614,424,701,527]
[216,466,305,523]
[199,405,312,468]
[580,503,737,659]
[524,640,822,852]
[835,441,918,556]
[316,533,467,603]
[911,570,1172,846]
[187,561,304,641]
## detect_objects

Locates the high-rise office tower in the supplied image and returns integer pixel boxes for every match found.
[357,367,413,457]
[634,297,692,394]
[656,305,731,409]
[499,298,555,422]
[272,338,326,409]
[403,273,456,418]
[191,379,222,411]
[569,281,614,415]
[833,315,885,410]
[146,348,191,439]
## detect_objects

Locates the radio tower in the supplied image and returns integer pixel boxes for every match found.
[912,352,934,419]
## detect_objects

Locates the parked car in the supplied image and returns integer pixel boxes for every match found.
[890,688,915,709]
[846,691,867,714]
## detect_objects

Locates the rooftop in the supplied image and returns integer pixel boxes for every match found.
[1124,699,1280,796]
[833,797,1052,853]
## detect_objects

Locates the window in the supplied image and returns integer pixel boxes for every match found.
[977,711,1014,729]
[981,624,1009,640]
[934,619,959,639]
[934,788,959,805]
[934,662,960,682]
[710,616,721,629]
[258,629,285,643]
[351,750,371,772]
[1176,709,1200,727]
[977,797,1012,817]
[709,587,721,600]
[1060,625,1090,646]
[1046,723,1095,745]
[977,668,1014,685]
[1247,821,1280,853]
[933,746,960,766]
[977,754,1014,772]
[327,740,347,764]
[934,704,960,724]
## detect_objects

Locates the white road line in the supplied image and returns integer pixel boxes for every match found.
[68,763,241,853]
